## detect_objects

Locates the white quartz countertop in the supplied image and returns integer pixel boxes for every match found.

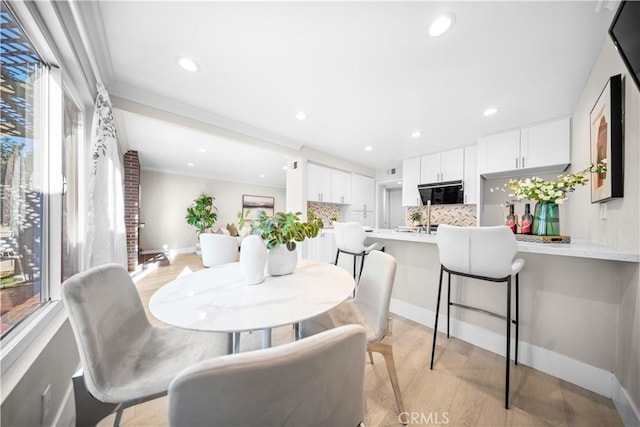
[321,228,639,263]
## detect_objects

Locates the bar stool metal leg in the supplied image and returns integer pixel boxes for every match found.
[505,276,512,409]
[446,271,451,338]
[515,273,519,366]
[430,266,444,370]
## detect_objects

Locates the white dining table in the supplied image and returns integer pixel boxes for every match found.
[149,259,355,352]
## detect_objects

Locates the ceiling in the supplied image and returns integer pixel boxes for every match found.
[84,1,617,188]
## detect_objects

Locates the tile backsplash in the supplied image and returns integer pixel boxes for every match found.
[307,202,343,225]
[406,204,477,227]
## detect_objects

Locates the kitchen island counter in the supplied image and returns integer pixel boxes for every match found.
[321,228,639,263]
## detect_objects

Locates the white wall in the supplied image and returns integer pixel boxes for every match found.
[570,35,640,420]
[140,170,286,252]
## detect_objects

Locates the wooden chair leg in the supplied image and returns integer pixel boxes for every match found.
[368,342,405,414]
[367,351,374,365]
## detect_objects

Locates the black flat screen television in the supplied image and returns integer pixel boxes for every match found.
[609,0,640,91]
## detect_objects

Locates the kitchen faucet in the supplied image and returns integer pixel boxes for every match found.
[426,200,432,234]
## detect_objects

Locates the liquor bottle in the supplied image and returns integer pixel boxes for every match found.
[506,204,518,233]
[520,203,533,235]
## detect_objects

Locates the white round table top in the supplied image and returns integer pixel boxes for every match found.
[149,260,355,332]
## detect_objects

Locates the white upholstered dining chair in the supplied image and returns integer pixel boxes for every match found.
[199,232,239,267]
[431,224,524,409]
[62,263,231,426]
[333,221,384,281]
[168,324,367,427]
[300,250,405,416]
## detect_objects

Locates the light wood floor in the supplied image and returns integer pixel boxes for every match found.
[100,253,622,427]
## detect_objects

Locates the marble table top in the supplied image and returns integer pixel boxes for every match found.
[149,259,355,333]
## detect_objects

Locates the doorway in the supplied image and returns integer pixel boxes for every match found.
[387,188,404,229]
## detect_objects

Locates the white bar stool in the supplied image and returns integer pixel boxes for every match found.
[333,222,384,281]
[430,224,524,409]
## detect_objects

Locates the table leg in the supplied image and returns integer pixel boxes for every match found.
[233,332,241,354]
[262,329,272,348]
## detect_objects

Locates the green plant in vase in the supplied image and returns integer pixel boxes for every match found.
[251,211,323,251]
[507,163,606,236]
[237,209,251,230]
[250,211,324,276]
[185,193,218,234]
[409,210,423,227]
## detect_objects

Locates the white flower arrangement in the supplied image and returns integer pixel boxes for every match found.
[506,163,606,204]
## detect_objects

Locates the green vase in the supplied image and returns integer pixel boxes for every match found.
[532,202,560,236]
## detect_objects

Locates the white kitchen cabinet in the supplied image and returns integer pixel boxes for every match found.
[478,130,521,174]
[306,231,337,263]
[402,157,421,207]
[349,210,375,228]
[463,145,478,205]
[307,163,331,202]
[419,153,440,184]
[419,148,464,183]
[351,174,374,212]
[330,169,352,204]
[308,163,351,204]
[478,118,570,176]
[520,118,570,169]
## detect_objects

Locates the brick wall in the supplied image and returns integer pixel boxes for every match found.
[124,151,140,271]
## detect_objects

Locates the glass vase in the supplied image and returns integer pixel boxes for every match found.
[532,202,560,236]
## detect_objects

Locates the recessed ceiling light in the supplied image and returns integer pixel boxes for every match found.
[397,181,403,185]
[483,107,499,116]
[282,166,288,170]
[296,111,308,121]
[176,56,200,72]
[198,148,207,153]
[364,146,373,152]
[259,174,265,178]
[428,13,456,37]
[187,162,195,167]
[411,131,422,139]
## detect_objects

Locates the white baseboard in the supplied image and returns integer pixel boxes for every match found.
[612,375,640,427]
[390,298,614,398]
[144,247,195,255]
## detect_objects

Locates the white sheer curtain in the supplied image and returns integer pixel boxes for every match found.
[85,84,127,268]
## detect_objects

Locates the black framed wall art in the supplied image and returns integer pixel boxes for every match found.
[590,73,624,203]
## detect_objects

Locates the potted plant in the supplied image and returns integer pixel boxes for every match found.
[237,209,251,231]
[410,210,423,227]
[186,193,218,253]
[250,211,323,275]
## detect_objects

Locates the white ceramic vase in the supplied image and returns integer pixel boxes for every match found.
[240,235,267,285]
[266,244,298,276]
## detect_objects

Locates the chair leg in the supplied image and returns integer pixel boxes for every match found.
[430,266,444,370]
[353,254,357,279]
[515,273,519,366]
[334,249,340,265]
[359,252,366,281]
[505,276,512,410]
[113,406,124,427]
[446,271,451,338]
[367,351,375,365]
[369,342,405,415]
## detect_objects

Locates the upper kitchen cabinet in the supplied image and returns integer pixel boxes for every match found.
[463,145,478,205]
[419,148,464,184]
[330,169,352,204]
[478,117,570,178]
[307,163,352,204]
[351,174,374,212]
[520,118,570,170]
[402,157,421,207]
[307,163,332,203]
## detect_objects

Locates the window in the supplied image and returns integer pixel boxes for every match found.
[62,94,81,282]
[0,1,71,339]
